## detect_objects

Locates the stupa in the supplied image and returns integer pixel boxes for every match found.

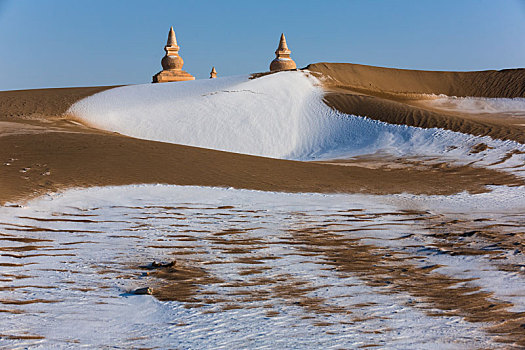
[269,33,297,72]
[210,66,217,79]
[152,27,195,83]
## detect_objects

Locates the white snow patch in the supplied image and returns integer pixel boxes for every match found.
[423,95,525,116]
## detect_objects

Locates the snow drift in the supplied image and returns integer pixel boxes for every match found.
[69,71,525,172]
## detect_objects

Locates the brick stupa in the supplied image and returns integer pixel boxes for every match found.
[152,27,195,83]
[269,33,297,72]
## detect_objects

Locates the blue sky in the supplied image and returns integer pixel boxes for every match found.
[0,0,524,90]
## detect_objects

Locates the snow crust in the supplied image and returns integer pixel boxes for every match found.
[69,72,525,175]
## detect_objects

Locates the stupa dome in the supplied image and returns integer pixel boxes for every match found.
[161,54,184,71]
[269,33,297,72]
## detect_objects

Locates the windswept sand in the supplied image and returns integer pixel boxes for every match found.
[0,86,118,120]
[308,63,525,143]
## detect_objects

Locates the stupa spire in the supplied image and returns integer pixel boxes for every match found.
[277,33,289,52]
[210,66,217,79]
[269,33,296,72]
[153,26,195,83]
[166,26,178,47]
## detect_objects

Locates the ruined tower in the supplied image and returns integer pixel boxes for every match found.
[269,33,297,72]
[152,27,195,83]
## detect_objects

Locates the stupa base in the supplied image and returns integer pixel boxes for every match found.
[152,70,195,83]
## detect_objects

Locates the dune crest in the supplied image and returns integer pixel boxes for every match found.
[307,62,525,98]
[307,63,525,144]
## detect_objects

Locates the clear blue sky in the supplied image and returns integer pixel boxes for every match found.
[1,0,524,90]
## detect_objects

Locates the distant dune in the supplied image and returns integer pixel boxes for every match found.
[0,86,117,120]
[307,62,525,98]
[308,63,525,143]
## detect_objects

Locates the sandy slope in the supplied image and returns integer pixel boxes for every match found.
[307,62,525,98]
[308,63,525,143]
[0,86,117,119]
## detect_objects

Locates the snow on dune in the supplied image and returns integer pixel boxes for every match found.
[70,71,525,172]
[424,95,525,116]
[71,73,324,159]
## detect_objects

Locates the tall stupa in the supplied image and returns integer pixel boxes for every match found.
[269,33,297,72]
[152,27,195,83]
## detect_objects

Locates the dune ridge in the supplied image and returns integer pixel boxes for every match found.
[307,62,525,98]
[67,71,525,176]
[0,86,118,120]
[4,126,522,206]
[308,63,525,144]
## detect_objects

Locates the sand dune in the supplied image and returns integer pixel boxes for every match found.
[4,121,522,206]
[323,92,525,143]
[0,86,117,120]
[308,63,525,143]
[67,71,525,178]
[1,64,524,206]
[307,62,525,98]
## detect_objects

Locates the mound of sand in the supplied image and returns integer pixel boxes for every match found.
[323,93,525,144]
[307,62,525,98]
[0,86,117,120]
[307,63,525,143]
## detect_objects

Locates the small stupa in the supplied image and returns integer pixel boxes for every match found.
[210,66,217,79]
[269,33,297,72]
[152,27,195,83]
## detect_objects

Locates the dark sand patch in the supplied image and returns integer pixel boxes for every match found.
[0,333,44,340]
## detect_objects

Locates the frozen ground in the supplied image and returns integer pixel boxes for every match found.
[0,185,524,349]
[69,72,525,177]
